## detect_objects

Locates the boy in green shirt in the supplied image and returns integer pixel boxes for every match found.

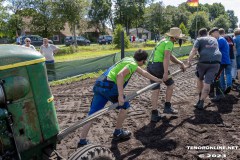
[79,49,162,146]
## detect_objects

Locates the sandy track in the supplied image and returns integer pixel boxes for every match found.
[52,64,240,160]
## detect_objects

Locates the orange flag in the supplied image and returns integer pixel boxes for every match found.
[187,0,199,7]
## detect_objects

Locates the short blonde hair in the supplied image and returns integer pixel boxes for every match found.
[234,28,240,36]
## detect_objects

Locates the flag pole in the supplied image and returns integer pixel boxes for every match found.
[195,4,199,38]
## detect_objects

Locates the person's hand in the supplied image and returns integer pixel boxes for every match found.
[163,72,168,82]
[118,95,125,106]
[186,60,191,67]
[157,78,162,83]
[180,62,187,72]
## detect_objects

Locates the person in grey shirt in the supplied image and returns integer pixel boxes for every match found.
[40,38,59,63]
[40,38,59,80]
[187,28,222,109]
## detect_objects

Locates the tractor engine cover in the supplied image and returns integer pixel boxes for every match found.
[0,45,59,159]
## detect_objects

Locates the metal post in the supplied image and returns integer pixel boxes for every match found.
[121,31,125,59]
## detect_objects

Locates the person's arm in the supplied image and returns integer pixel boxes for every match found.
[170,54,183,65]
[188,38,199,66]
[170,54,186,72]
[51,45,59,54]
[135,67,162,82]
[187,47,198,65]
[233,38,237,52]
[54,46,59,53]
[116,67,130,106]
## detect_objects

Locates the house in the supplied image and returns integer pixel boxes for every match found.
[129,28,151,40]
[83,26,113,43]
[21,17,73,44]
[53,23,72,44]
[21,16,113,44]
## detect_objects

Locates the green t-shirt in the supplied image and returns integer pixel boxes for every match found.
[107,57,138,83]
[151,37,174,62]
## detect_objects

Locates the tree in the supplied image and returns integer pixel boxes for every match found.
[6,13,25,37]
[5,0,66,38]
[0,2,10,37]
[179,22,188,35]
[204,3,225,21]
[56,0,89,45]
[88,0,112,33]
[113,24,130,49]
[212,15,230,31]
[188,11,211,38]
[144,2,172,34]
[5,0,32,37]
[227,10,238,30]
[165,5,191,28]
[29,1,65,38]
[114,0,148,35]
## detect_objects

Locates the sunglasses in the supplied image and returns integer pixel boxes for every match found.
[26,41,31,42]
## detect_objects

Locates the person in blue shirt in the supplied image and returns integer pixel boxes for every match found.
[209,27,231,102]
[219,28,232,94]
[233,28,240,90]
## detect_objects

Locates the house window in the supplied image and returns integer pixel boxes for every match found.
[53,35,59,41]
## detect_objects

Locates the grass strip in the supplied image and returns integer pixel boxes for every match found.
[50,70,103,86]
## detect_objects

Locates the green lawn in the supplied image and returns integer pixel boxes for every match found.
[55,45,153,62]
[55,42,192,62]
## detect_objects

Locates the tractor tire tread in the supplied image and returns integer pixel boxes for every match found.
[68,144,115,160]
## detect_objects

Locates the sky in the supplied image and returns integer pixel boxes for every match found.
[156,0,240,27]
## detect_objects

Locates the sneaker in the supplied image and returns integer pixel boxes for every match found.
[113,129,131,140]
[151,110,162,122]
[163,104,178,114]
[211,95,222,102]
[194,100,200,108]
[195,100,204,110]
[78,139,90,147]
[224,86,232,94]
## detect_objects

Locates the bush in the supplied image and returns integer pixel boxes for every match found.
[58,46,79,54]
[113,24,130,49]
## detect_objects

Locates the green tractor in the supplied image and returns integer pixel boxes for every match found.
[0,45,115,160]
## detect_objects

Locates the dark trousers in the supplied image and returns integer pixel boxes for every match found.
[46,61,56,81]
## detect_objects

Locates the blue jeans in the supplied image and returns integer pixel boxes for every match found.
[236,55,240,69]
[220,64,232,90]
[231,59,237,79]
[88,80,130,115]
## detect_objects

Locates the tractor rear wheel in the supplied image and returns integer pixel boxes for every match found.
[68,144,115,160]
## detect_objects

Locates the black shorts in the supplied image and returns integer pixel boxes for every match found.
[147,62,174,90]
